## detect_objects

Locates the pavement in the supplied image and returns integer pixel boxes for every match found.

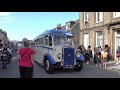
[89,60,120,72]
[107,61,120,72]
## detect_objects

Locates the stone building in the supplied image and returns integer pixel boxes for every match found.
[79,12,120,60]
[71,19,80,50]
[55,21,76,31]
[0,29,9,45]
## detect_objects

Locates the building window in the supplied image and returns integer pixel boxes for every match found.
[96,31,103,48]
[66,23,70,31]
[96,12,103,23]
[113,12,120,18]
[84,12,89,25]
[117,30,120,35]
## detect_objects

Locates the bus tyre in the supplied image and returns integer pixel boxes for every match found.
[74,60,83,71]
[44,59,54,74]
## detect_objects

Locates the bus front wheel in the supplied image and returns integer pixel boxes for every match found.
[44,59,54,74]
[74,60,83,71]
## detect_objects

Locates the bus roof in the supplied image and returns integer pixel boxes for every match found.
[33,29,73,41]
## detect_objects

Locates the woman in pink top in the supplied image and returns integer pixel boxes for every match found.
[17,38,35,78]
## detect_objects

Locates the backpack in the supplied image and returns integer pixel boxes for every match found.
[2,48,11,55]
[102,52,107,59]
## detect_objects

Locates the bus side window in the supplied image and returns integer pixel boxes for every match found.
[38,38,41,45]
[45,35,48,45]
[49,35,52,46]
[41,36,44,45]
[36,39,39,45]
[39,38,41,45]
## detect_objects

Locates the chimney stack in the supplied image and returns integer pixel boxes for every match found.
[56,24,61,30]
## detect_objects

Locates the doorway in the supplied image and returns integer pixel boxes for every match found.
[115,30,120,60]
[96,31,103,48]
[84,33,89,50]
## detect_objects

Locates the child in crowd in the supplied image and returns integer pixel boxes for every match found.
[94,48,101,67]
[101,49,108,68]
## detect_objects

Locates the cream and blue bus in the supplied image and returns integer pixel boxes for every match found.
[33,29,84,74]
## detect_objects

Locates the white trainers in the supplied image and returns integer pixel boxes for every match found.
[115,63,119,65]
[96,64,98,67]
[99,64,102,67]
[86,62,89,64]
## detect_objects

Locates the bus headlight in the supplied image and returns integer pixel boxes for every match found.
[77,55,80,57]
[57,53,62,59]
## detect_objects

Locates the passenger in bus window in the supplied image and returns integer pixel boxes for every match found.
[54,38,60,45]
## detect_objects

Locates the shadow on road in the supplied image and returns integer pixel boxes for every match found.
[35,61,81,74]
[54,68,76,73]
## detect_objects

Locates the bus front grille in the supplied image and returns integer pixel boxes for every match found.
[63,48,74,68]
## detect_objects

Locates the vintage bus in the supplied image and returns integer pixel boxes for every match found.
[33,29,84,74]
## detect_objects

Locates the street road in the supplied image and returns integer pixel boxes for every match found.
[0,52,120,78]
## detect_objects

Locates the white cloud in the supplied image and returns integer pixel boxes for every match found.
[0,19,14,24]
[0,12,13,24]
[0,12,11,16]
[1,16,12,20]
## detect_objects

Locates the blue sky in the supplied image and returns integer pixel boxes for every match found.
[0,12,79,41]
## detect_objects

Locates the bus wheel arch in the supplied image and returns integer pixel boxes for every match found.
[44,56,54,74]
[74,60,83,71]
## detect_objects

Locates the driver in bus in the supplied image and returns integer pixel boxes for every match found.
[67,38,72,46]
[54,38,60,45]
[60,38,66,45]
